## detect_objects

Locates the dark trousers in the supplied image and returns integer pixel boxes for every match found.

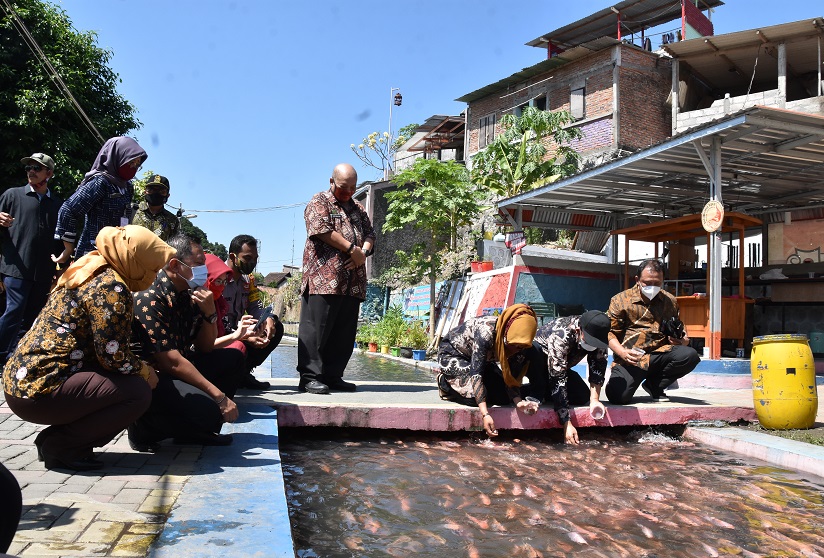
[129,348,244,443]
[0,462,21,553]
[244,318,284,374]
[297,293,360,386]
[605,345,700,405]
[0,276,51,363]
[5,371,151,461]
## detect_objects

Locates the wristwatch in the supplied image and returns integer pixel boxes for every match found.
[203,312,218,324]
[363,247,373,257]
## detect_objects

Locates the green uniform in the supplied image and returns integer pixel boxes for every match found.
[132,202,180,241]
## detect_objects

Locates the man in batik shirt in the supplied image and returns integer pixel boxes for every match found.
[296,163,375,394]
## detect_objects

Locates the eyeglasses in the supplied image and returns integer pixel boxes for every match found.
[213,277,228,286]
[25,165,45,172]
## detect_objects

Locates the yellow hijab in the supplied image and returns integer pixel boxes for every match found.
[495,303,538,387]
[57,225,176,292]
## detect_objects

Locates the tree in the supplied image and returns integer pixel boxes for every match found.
[178,216,227,259]
[470,106,582,199]
[350,122,419,179]
[384,158,483,337]
[0,0,139,197]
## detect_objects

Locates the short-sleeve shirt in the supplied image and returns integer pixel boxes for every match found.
[221,270,263,332]
[3,268,146,399]
[131,202,180,241]
[607,284,681,370]
[132,269,202,359]
[300,189,375,300]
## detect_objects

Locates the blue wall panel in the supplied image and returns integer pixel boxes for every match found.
[514,272,620,312]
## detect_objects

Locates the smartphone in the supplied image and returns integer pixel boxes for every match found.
[253,305,274,331]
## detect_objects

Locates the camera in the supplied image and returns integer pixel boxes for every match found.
[661,316,685,339]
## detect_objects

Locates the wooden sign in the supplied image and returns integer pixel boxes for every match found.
[701,200,724,232]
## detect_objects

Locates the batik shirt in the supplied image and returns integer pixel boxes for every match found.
[131,202,180,241]
[54,175,135,257]
[607,284,681,370]
[132,269,202,360]
[437,315,524,405]
[533,316,607,424]
[301,189,375,301]
[2,268,149,399]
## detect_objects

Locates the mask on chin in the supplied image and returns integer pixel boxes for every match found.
[640,285,661,300]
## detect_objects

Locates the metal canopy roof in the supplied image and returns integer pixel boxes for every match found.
[526,0,724,51]
[405,115,465,152]
[456,37,621,104]
[663,17,824,95]
[497,106,824,233]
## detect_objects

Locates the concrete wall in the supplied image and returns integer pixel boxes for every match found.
[675,92,824,133]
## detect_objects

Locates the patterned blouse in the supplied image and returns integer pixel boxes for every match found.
[438,316,525,405]
[301,190,375,300]
[132,269,201,359]
[607,284,681,370]
[54,174,135,258]
[2,268,149,399]
[533,316,608,424]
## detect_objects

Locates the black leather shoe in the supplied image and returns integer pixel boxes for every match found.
[328,379,357,392]
[300,380,330,394]
[128,437,160,453]
[173,433,234,446]
[241,374,271,390]
[43,456,104,472]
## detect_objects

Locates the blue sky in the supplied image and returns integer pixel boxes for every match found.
[56,0,820,275]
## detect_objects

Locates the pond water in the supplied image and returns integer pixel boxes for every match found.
[281,430,824,557]
[265,343,434,384]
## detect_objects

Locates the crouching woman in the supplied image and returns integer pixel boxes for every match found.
[2,226,175,471]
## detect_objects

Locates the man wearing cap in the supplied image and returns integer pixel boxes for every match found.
[132,174,179,241]
[0,153,63,365]
[533,310,611,445]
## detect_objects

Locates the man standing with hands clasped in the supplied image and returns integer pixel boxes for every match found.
[297,163,375,394]
[0,153,63,366]
[605,258,700,405]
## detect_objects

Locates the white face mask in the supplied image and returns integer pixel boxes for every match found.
[640,285,661,300]
[580,340,597,352]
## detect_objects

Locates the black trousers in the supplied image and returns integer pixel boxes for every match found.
[244,318,284,374]
[605,345,700,405]
[296,293,360,386]
[0,462,21,553]
[129,348,244,443]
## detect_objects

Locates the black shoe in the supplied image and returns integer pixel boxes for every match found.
[43,455,104,472]
[241,374,271,390]
[328,379,357,392]
[300,380,330,394]
[128,437,160,453]
[642,382,670,402]
[173,433,234,446]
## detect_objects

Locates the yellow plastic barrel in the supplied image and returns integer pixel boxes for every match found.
[750,334,818,430]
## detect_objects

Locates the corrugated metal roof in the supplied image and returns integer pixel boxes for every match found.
[456,38,621,104]
[497,106,824,248]
[526,0,724,51]
[664,17,824,92]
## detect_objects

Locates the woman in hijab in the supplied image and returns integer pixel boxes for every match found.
[436,304,547,437]
[53,136,148,263]
[204,254,257,351]
[2,225,175,471]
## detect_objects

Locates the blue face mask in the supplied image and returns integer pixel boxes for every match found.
[179,260,208,289]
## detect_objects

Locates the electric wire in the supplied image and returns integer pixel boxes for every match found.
[0,0,105,144]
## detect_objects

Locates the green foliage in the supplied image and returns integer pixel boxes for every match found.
[385,159,483,335]
[470,106,583,199]
[393,122,419,150]
[374,304,406,347]
[177,216,227,259]
[400,320,428,350]
[0,0,139,198]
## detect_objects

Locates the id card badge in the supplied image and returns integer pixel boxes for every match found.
[120,216,129,226]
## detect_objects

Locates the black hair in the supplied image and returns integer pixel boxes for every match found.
[635,258,665,279]
[229,234,257,254]
[166,233,198,261]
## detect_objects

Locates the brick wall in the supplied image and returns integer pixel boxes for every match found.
[617,49,672,151]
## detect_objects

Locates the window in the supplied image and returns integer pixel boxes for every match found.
[479,113,496,148]
[515,96,548,117]
[571,87,585,120]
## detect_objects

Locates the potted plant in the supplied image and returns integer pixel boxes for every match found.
[405,321,429,360]
[360,322,378,352]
